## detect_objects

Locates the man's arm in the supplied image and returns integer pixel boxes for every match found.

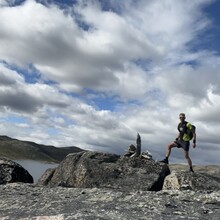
[192,130,196,148]
[175,133,180,141]
[187,122,196,148]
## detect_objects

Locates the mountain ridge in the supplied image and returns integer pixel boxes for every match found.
[0,135,85,163]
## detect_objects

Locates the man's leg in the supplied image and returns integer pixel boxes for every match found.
[184,150,194,172]
[160,142,178,163]
[166,142,178,158]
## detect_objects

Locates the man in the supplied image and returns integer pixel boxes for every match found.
[160,113,196,172]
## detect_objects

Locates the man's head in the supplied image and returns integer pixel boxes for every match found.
[179,113,186,122]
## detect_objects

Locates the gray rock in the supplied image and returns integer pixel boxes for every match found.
[141,150,153,160]
[38,151,170,191]
[0,183,220,219]
[163,170,220,191]
[37,168,56,186]
[0,158,33,184]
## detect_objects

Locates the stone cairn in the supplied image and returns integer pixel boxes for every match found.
[124,133,152,160]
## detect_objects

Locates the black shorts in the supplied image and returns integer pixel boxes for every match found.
[174,140,190,151]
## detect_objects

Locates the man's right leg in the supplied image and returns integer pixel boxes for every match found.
[166,142,178,158]
[161,142,178,164]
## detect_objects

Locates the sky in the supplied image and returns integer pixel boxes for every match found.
[0,0,220,165]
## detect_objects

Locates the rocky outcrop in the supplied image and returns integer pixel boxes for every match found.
[1,154,220,219]
[163,170,220,190]
[0,183,220,220]
[38,151,170,191]
[0,158,33,184]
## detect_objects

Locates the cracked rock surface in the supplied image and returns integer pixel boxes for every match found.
[0,183,220,220]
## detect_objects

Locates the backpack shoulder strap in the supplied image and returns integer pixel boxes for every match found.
[186,122,195,131]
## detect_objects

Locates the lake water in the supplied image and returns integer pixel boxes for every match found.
[15,160,59,183]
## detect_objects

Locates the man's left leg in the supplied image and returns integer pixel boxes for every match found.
[184,150,194,172]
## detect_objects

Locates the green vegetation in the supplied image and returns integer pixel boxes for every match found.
[0,135,84,163]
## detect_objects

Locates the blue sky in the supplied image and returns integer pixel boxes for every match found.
[1,0,220,165]
[203,0,220,53]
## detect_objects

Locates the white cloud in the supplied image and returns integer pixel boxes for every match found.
[0,0,168,97]
[190,89,220,124]
[0,1,6,6]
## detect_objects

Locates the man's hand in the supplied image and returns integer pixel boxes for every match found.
[193,139,196,148]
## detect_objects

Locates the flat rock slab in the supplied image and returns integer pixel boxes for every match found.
[0,183,220,219]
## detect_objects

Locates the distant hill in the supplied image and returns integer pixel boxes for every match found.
[0,135,85,163]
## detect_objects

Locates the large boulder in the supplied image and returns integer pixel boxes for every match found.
[163,170,220,191]
[0,158,33,184]
[38,151,170,191]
